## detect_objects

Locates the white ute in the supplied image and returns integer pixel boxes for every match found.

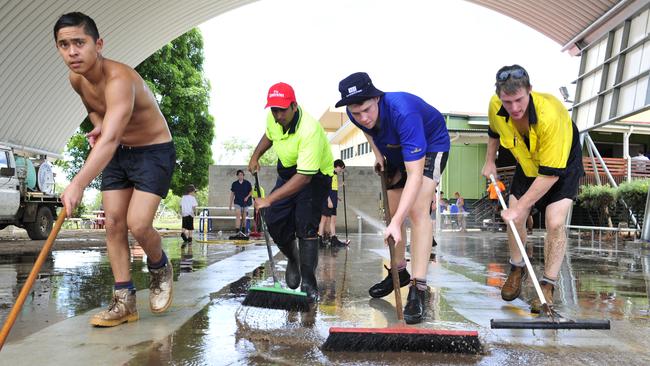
[0,144,62,240]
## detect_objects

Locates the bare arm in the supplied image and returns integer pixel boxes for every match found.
[248,134,273,173]
[62,76,134,216]
[73,78,133,188]
[517,176,558,210]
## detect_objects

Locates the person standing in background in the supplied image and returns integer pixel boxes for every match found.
[180,184,198,246]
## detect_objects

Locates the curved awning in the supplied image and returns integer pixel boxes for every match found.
[0,0,638,157]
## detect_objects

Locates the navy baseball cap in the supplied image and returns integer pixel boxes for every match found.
[335,72,384,107]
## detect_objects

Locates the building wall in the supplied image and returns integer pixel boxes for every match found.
[335,132,375,166]
[208,165,382,233]
[441,143,488,200]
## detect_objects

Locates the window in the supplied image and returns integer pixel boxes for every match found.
[0,151,8,168]
[357,142,370,155]
[340,147,354,160]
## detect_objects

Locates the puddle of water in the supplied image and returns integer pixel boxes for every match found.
[0,237,242,340]
[5,231,650,365]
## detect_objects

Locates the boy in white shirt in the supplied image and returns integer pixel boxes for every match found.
[180,184,198,245]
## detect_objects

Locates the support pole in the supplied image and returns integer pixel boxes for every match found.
[585,134,640,230]
[641,188,650,241]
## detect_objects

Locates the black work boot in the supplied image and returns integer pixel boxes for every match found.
[330,235,348,247]
[299,238,319,303]
[403,282,427,324]
[277,240,301,289]
[368,265,411,298]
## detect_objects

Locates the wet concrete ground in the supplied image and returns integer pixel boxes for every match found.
[2,230,650,365]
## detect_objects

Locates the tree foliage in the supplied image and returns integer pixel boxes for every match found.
[219,136,278,166]
[56,28,214,196]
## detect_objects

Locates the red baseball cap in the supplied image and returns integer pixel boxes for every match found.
[265,82,296,108]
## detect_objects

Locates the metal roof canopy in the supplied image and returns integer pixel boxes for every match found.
[0,0,640,157]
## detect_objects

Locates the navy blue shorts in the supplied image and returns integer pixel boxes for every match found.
[101,141,175,198]
[264,173,331,243]
[182,215,194,230]
[321,190,338,216]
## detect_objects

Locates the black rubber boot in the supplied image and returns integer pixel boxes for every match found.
[299,238,319,303]
[368,265,411,298]
[277,240,301,289]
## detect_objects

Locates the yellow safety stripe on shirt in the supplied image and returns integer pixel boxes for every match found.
[488,91,573,177]
[265,106,334,176]
[331,174,338,191]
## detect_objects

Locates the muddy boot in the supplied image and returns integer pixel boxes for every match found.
[149,256,173,313]
[277,240,301,289]
[368,265,411,298]
[530,280,555,314]
[501,264,527,301]
[299,238,319,303]
[89,288,139,327]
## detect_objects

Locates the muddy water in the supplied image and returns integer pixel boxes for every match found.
[128,234,650,365]
[0,237,237,340]
[3,231,650,364]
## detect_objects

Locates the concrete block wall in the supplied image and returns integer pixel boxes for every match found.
[207,165,381,233]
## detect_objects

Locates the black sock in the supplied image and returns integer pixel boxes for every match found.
[181,233,188,241]
[148,251,168,270]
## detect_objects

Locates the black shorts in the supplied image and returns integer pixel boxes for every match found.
[182,215,194,230]
[386,151,448,190]
[509,164,582,211]
[101,141,175,198]
[264,173,331,243]
[321,190,338,216]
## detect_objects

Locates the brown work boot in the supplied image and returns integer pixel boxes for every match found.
[89,288,139,327]
[149,261,174,313]
[501,265,527,301]
[530,281,555,314]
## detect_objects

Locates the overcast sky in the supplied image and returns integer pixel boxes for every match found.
[199,0,581,164]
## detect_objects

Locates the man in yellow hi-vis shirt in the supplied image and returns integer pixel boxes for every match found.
[249,82,333,302]
[481,65,583,313]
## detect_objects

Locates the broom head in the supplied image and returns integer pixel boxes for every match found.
[322,326,482,354]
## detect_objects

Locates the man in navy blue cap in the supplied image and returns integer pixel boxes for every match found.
[335,72,450,324]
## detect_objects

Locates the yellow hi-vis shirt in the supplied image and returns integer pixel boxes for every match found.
[331,174,338,191]
[265,106,334,177]
[488,91,574,177]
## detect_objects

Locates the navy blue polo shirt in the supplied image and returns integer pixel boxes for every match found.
[347,92,450,164]
[231,179,252,206]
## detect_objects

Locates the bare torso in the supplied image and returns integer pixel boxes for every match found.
[71,58,171,146]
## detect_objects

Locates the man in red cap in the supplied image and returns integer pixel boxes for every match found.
[248,82,334,302]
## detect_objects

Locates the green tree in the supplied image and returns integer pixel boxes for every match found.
[56,28,214,196]
[219,136,278,166]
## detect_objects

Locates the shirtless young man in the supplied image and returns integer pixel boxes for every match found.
[54,12,175,326]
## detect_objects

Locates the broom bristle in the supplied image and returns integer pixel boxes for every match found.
[322,327,482,354]
[242,287,310,312]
